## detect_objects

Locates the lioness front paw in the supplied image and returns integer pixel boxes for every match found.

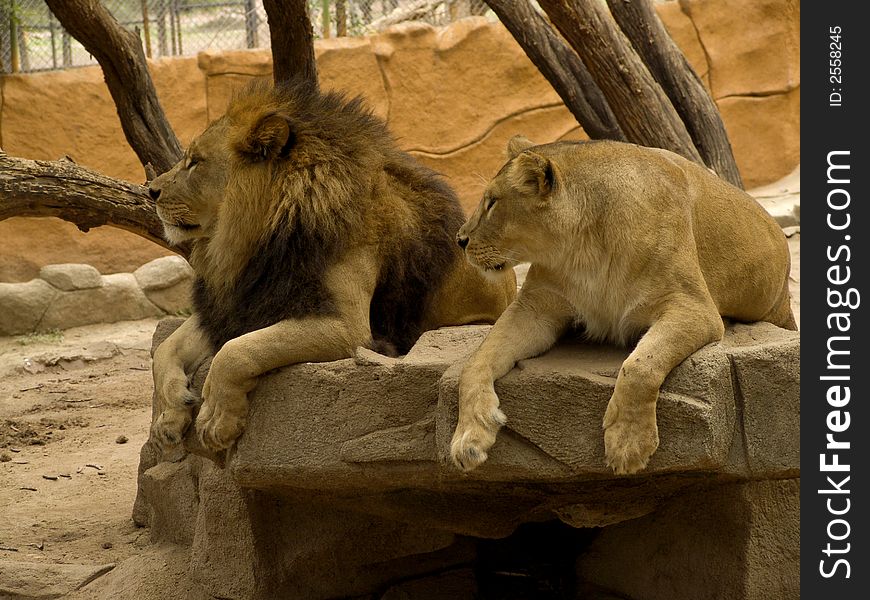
[602,398,659,475]
[194,376,248,451]
[450,384,506,472]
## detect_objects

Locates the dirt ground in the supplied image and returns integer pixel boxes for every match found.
[0,319,158,573]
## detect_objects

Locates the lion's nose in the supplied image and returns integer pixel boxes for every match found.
[456,235,469,249]
[148,186,161,201]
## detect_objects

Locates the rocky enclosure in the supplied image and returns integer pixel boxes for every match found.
[0,257,193,336]
[135,318,800,599]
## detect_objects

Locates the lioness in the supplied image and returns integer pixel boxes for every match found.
[147,81,515,454]
[450,136,796,475]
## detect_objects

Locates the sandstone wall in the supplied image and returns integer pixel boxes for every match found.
[0,0,799,281]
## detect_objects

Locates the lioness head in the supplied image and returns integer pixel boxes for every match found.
[148,82,304,246]
[457,135,560,273]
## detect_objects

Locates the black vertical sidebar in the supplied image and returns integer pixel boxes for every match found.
[802,3,869,597]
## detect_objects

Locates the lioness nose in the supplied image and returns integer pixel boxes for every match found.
[148,186,161,201]
[456,235,469,249]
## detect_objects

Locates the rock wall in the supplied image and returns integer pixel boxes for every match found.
[133,318,800,599]
[0,257,193,336]
[0,0,799,281]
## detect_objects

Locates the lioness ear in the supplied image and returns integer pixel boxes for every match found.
[238,113,295,161]
[506,135,535,159]
[509,151,555,196]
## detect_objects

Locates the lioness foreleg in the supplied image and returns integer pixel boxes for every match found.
[451,282,574,471]
[195,248,377,451]
[151,315,211,454]
[603,300,724,474]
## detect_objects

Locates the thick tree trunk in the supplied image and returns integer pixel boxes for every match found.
[0,151,184,258]
[606,0,743,188]
[263,0,319,89]
[45,0,182,176]
[484,0,624,141]
[537,0,702,164]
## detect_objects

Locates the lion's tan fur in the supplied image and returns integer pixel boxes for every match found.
[148,82,515,453]
[451,136,795,475]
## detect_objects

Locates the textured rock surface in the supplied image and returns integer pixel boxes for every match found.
[0,279,58,335]
[39,264,103,291]
[1,3,800,280]
[577,479,799,600]
[133,256,193,291]
[38,274,162,331]
[680,0,800,99]
[135,316,799,599]
[134,256,194,314]
[0,263,191,335]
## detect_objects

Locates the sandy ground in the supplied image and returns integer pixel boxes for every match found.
[0,319,158,573]
[0,181,800,597]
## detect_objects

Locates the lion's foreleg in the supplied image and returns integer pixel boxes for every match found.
[450,282,574,471]
[195,248,378,452]
[603,299,724,475]
[194,314,370,451]
[151,315,211,454]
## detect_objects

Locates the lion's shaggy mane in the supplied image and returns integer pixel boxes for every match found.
[191,81,465,354]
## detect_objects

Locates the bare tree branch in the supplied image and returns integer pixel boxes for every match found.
[606,0,743,188]
[537,0,702,164]
[44,0,182,175]
[484,0,625,141]
[0,150,185,258]
[263,0,319,89]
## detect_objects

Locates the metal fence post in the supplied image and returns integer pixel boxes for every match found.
[244,0,258,48]
[141,0,152,58]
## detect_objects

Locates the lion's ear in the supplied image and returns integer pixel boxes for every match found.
[506,135,535,159]
[509,151,554,196]
[238,113,295,161]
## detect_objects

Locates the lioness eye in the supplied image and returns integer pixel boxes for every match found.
[485,197,497,211]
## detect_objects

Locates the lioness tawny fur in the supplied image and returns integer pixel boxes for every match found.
[450,136,796,475]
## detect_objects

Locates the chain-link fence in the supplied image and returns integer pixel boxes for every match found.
[0,0,491,73]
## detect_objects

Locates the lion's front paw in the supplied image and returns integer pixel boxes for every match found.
[194,376,248,451]
[151,388,198,455]
[602,398,659,475]
[450,384,506,472]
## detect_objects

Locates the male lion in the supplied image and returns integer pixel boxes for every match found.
[147,81,515,454]
[450,136,796,475]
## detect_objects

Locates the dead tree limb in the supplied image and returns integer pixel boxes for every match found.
[0,151,185,258]
[263,0,319,89]
[606,0,743,188]
[484,0,625,141]
[537,0,702,164]
[45,0,182,175]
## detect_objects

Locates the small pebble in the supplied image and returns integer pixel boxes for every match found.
[115,435,128,445]
[0,452,11,463]
[101,542,113,549]
[42,474,58,481]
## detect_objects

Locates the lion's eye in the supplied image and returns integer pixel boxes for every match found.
[485,197,497,212]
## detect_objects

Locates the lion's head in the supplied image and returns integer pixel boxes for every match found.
[148,119,233,246]
[457,135,564,274]
[149,80,375,252]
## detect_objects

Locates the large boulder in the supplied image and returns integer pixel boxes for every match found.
[135,318,799,599]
